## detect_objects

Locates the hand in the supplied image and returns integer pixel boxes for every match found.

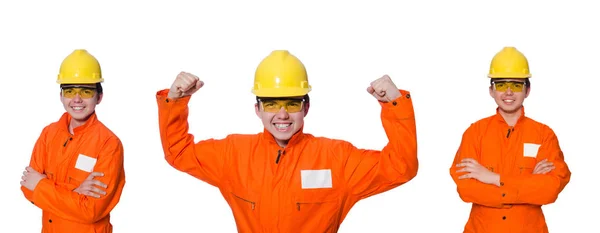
[533,159,555,174]
[20,167,46,191]
[456,158,500,186]
[73,172,108,198]
[366,74,401,102]
[167,71,205,99]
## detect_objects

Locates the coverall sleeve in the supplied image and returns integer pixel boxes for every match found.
[21,127,49,202]
[449,124,505,208]
[499,127,571,205]
[156,89,228,188]
[31,136,126,224]
[342,89,419,200]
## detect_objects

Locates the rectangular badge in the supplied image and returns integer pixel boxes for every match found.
[75,154,97,172]
[301,169,333,189]
[523,143,541,158]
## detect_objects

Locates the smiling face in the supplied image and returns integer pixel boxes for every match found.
[60,84,102,127]
[255,96,309,147]
[489,78,530,114]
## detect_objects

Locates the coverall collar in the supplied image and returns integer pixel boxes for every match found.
[262,126,306,148]
[493,106,526,126]
[58,111,99,135]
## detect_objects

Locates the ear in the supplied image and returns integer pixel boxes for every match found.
[524,87,531,98]
[303,102,310,117]
[255,103,260,118]
[97,93,104,104]
[489,85,494,98]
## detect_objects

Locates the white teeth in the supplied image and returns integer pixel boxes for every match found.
[72,106,84,110]
[275,123,291,129]
[504,100,514,103]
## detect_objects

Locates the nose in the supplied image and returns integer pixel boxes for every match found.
[72,94,83,102]
[505,88,514,96]
[274,107,289,119]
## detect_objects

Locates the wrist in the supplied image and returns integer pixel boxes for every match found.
[494,173,501,187]
[167,91,180,100]
[388,89,401,100]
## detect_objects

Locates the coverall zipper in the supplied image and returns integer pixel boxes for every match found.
[232,193,255,210]
[275,150,282,164]
[506,128,514,138]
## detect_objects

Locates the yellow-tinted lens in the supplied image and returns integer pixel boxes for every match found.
[62,87,96,99]
[261,99,304,113]
[494,81,525,92]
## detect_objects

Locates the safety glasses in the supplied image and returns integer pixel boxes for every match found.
[492,81,526,92]
[61,86,97,99]
[259,99,305,113]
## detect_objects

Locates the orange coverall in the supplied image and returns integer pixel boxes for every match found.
[21,112,126,233]
[450,108,571,233]
[156,88,418,232]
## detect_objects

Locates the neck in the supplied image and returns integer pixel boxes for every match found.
[499,107,522,126]
[68,118,88,134]
[275,139,289,148]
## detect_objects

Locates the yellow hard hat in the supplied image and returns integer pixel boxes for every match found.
[251,50,311,97]
[488,47,531,79]
[57,49,103,84]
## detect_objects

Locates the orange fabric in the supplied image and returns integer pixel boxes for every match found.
[21,112,126,233]
[450,107,571,233]
[156,88,418,232]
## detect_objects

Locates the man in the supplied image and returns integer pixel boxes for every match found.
[156,50,418,232]
[450,47,571,233]
[20,49,126,233]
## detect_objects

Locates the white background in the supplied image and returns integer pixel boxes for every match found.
[1,0,597,232]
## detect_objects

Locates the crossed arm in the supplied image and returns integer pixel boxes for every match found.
[21,132,126,224]
[449,125,571,208]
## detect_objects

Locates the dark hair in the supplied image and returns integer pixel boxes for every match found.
[95,82,103,95]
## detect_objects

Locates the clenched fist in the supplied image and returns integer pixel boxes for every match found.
[20,167,46,191]
[367,75,401,102]
[168,71,205,99]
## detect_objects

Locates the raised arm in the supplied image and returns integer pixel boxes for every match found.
[342,75,419,200]
[156,72,229,188]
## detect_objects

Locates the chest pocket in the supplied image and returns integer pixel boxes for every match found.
[289,187,341,230]
[288,168,342,229]
[519,142,541,174]
[518,157,538,174]
[223,177,262,219]
[229,189,259,212]
[67,167,91,187]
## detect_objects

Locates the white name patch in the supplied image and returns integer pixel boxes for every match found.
[301,169,333,189]
[75,154,97,172]
[523,143,541,158]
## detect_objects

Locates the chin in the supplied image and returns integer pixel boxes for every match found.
[68,111,92,121]
[273,132,293,141]
[499,105,522,113]
[266,128,292,140]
